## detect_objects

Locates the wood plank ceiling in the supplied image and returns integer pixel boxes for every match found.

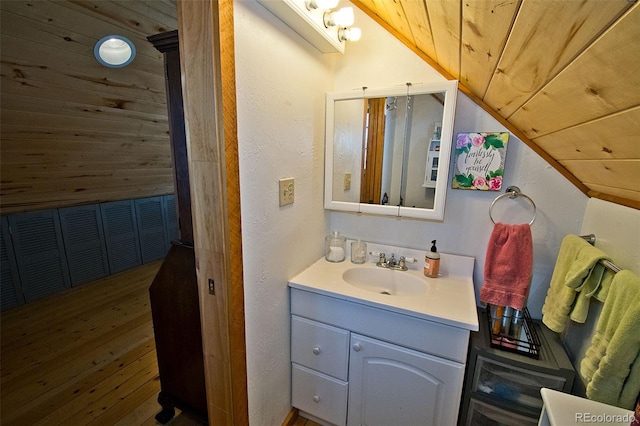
[0,1,178,214]
[353,0,640,209]
[1,0,638,213]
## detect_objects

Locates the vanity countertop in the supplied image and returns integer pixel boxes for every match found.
[288,252,479,331]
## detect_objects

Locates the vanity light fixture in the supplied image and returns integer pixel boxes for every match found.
[256,0,361,54]
[94,35,136,68]
[305,0,338,10]
[323,6,354,28]
[338,26,362,42]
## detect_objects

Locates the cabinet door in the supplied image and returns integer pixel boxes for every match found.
[348,333,464,426]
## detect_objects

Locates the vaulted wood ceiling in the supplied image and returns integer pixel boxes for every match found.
[353,0,640,209]
[1,0,638,214]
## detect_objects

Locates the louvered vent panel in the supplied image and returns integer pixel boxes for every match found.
[72,246,111,283]
[1,232,8,263]
[1,267,20,311]
[139,200,164,230]
[143,233,168,262]
[164,194,179,243]
[63,209,100,244]
[109,236,142,271]
[1,217,24,311]
[100,201,141,274]
[8,210,71,303]
[135,197,168,263]
[21,258,67,301]
[104,204,136,235]
[59,205,109,286]
[15,217,58,255]
[165,195,177,225]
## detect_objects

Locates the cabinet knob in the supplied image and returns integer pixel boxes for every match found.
[312,347,321,355]
[312,395,321,403]
[352,343,362,352]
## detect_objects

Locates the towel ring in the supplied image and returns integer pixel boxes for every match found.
[489,186,537,225]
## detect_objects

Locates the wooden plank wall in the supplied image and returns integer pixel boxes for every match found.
[0,1,178,215]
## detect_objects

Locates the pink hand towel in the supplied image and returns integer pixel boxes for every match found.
[480,222,533,310]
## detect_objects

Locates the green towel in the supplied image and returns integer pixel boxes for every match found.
[593,268,615,303]
[580,270,640,410]
[541,235,611,332]
[569,266,615,323]
[567,243,615,323]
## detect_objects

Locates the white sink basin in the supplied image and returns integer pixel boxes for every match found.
[288,248,478,330]
[342,267,427,296]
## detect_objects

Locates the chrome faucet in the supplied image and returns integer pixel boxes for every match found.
[375,252,410,271]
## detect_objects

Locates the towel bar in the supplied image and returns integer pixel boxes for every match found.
[489,186,536,225]
[579,234,621,274]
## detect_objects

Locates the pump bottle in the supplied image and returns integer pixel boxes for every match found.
[424,240,440,278]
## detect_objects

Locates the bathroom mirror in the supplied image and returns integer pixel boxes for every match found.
[325,81,458,220]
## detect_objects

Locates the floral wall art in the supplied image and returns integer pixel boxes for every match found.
[452,132,509,191]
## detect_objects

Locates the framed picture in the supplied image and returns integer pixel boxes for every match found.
[452,132,509,191]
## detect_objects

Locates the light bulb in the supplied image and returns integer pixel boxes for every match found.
[333,7,354,26]
[94,35,136,68]
[324,7,354,27]
[339,27,362,42]
[305,0,339,9]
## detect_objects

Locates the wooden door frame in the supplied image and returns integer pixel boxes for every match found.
[360,98,386,204]
[177,1,248,424]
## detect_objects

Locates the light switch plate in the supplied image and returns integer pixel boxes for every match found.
[279,178,294,206]
[344,172,351,190]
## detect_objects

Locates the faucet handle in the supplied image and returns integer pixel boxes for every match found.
[373,252,386,263]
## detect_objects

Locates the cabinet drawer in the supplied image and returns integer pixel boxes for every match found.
[472,355,566,410]
[465,397,538,426]
[291,315,349,380]
[292,364,348,426]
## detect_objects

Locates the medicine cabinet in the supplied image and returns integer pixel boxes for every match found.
[324,81,457,220]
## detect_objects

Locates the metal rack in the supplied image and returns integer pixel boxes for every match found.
[486,305,541,360]
[458,308,576,426]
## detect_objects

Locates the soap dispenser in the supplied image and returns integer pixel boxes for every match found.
[325,230,346,263]
[424,240,440,278]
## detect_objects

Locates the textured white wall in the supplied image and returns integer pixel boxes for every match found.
[234,1,332,423]
[235,2,638,423]
[332,99,363,203]
[329,7,590,320]
[580,198,640,274]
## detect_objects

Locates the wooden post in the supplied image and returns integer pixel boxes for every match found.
[176,0,248,424]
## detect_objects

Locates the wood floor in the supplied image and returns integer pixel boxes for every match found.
[1,260,202,426]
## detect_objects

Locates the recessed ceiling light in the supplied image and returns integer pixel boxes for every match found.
[94,35,136,68]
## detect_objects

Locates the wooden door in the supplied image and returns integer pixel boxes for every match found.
[360,98,386,204]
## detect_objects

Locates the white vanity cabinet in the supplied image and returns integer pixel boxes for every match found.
[291,315,350,426]
[348,333,464,425]
[290,288,470,426]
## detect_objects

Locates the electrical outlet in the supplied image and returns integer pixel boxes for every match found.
[279,178,294,206]
[344,172,351,191]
